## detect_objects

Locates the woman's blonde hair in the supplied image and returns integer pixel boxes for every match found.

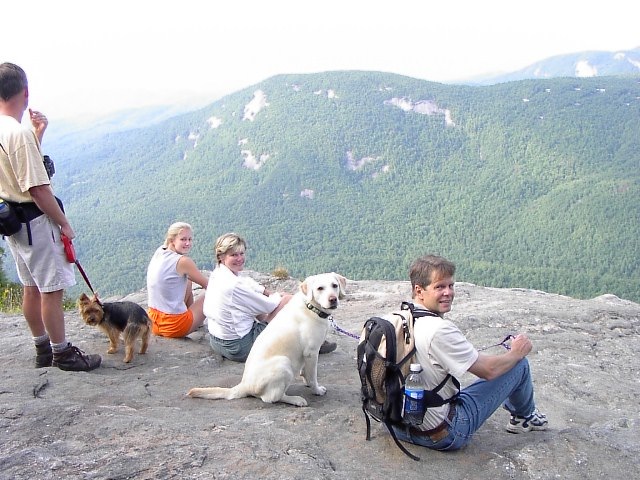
[214,232,246,264]
[163,222,193,248]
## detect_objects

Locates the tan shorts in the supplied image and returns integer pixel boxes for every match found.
[148,307,194,338]
[5,214,76,293]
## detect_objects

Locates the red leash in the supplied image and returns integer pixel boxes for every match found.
[61,234,101,304]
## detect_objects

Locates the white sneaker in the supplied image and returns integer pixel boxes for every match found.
[506,408,548,433]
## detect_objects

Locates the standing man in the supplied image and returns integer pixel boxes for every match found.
[0,62,100,371]
[392,255,547,450]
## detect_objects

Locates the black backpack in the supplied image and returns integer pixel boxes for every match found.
[357,301,459,460]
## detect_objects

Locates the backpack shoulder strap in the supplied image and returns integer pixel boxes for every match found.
[401,301,439,319]
[401,302,460,404]
[384,420,421,461]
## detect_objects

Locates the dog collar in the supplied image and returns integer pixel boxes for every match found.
[306,302,331,319]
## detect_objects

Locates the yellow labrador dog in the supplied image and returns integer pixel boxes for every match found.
[187,272,346,406]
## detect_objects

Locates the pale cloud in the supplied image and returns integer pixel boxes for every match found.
[345,151,379,171]
[243,90,269,122]
[207,116,223,129]
[188,131,199,148]
[575,60,598,77]
[300,189,315,199]
[2,0,638,119]
[384,98,455,126]
[241,150,270,170]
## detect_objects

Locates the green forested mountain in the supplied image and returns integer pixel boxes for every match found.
[30,71,640,302]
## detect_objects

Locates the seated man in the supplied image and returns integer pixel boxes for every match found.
[392,254,547,451]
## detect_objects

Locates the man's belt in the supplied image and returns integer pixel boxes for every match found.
[6,197,64,245]
[409,405,456,442]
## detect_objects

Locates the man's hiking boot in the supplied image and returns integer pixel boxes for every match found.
[319,340,337,354]
[53,344,102,372]
[506,408,548,433]
[35,342,53,368]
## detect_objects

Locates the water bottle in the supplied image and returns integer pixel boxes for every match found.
[403,363,425,426]
[0,200,10,218]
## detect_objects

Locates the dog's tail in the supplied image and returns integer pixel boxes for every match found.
[186,383,250,400]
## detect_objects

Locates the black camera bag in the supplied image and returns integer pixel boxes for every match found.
[0,199,22,237]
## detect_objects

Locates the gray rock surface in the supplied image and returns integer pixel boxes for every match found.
[1,272,639,479]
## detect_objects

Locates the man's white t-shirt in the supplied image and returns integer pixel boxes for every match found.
[413,305,478,429]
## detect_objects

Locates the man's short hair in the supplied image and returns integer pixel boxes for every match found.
[0,63,28,101]
[409,255,456,292]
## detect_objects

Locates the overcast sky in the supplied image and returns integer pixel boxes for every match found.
[2,0,639,120]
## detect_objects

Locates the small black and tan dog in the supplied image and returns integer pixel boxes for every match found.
[78,293,151,363]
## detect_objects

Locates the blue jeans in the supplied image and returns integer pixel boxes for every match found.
[392,358,537,451]
[209,321,267,362]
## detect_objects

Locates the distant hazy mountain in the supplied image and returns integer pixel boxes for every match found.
[33,70,638,304]
[46,102,215,151]
[43,48,640,146]
[469,47,640,85]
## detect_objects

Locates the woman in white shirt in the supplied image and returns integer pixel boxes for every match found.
[203,232,292,361]
[147,222,209,338]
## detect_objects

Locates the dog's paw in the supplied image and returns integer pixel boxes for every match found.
[281,394,308,407]
[311,385,327,396]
